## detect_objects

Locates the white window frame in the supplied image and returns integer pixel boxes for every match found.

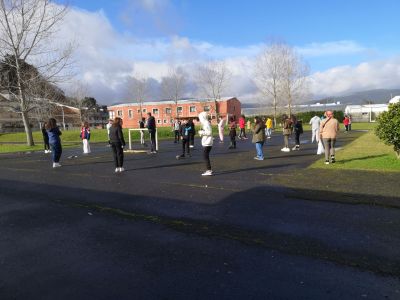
[128,109,133,119]
[153,108,159,115]
[177,106,183,114]
[189,106,196,113]
[203,106,210,112]
[117,110,123,117]
[165,107,172,114]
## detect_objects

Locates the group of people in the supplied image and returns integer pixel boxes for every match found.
[42,109,341,173]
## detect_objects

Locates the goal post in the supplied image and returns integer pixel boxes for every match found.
[128,128,158,151]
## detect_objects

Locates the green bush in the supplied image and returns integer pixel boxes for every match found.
[375,102,400,159]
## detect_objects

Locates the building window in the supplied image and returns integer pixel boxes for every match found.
[165,108,172,114]
[142,108,147,113]
[203,106,210,112]
[137,109,141,113]
[128,110,133,119]
[233,106,236,111]
[170,119,174,123]
[157,119,161,124]
[109,111,115,119]
[153,108,159,115]
[117,110,123,117]
[189,106,196,113]
[177,106,183,114]
[164,119,167,123]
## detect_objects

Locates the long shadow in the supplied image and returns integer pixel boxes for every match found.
[213,163,294,175]
[1,178,399,281]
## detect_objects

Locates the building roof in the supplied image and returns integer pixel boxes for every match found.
[108,97,238,109]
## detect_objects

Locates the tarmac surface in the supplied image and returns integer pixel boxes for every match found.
[0,131,399,299]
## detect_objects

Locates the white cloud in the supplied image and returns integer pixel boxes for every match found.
[297,40,368,57]
[57,6,399,104]
[309,57,400,97]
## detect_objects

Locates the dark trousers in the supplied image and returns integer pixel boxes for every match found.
[43,139,50,150]
[50,143,62,163]
[203,146,212,170]
[149,129,156,151]
[345,125,349,131]
[190,134,194,146]
[111,142,124,167]
[295,133,301,145]
[174,130,180,143]
[229,134,236,148]
[182,138,190,155]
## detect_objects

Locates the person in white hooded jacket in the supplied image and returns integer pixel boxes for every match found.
[198,111,213,176]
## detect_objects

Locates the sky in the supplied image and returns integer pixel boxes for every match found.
[54,0,400,104]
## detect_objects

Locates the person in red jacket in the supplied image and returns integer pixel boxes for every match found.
[343,116,350,132]
[238,114,247,140]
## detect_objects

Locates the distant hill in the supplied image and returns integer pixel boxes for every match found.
[309,89,400,105]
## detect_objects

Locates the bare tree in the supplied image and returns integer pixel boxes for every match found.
[280,45,309,117]
[161,66,186,119]
[196,60,231,118]
[127,74,149,119]
[254,43,286,127]
[0,0,73,146]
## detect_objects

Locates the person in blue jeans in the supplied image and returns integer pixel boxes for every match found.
[252,116,266,160]
[46,118,62,168]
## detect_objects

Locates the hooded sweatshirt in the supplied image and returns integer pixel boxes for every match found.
[198,112,213,147]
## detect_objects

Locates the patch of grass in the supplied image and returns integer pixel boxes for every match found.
[310,130,400,172]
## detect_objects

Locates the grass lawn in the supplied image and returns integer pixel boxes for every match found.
[310,130,400,172]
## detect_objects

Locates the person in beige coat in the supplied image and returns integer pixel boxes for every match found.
[319,110,340,164]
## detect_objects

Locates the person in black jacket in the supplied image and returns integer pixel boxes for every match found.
[147,112,157,153]
[176,119,194,159]
[41,122,50,153]
[109,117,126,172]
[292,119,304,151]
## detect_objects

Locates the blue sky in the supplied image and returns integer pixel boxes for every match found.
[56,0,400,103]
[67,0,400,70]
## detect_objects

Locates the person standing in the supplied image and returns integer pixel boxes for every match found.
[147,112,157,153]
[292,120,303,150]
[46,118,62,168]
[198,111,213,176]
[41,122,50,153]
[173,119,181,143]
[228,116,237,149]
[320,110,340,164]
[81,121,91,154]
[106,119,113,145]
[265,117,273,139]
[309,115,321,143]
[176,119,193,159]
[252,116,266,160]
[217,115,225,143]
[109,117,126,172]
[238,114,247,139]
[139,117,147,147]
[348,115,352,131]
[281,115,292,152]
[343,115,350,132]
[188,118,195,148]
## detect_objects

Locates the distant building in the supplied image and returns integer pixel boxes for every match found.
[107,97,241,128]
[389,96,400,104]
[344,104,388,122]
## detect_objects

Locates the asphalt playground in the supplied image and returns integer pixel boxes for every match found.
[0,131,399,299]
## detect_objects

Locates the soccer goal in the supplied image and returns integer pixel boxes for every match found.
[128,128,158,151]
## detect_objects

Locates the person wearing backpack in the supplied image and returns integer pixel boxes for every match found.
[281,115,292,152]
[292,120,303,151]
[176,119,193,159]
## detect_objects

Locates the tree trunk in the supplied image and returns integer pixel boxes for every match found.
[21,111,34,146]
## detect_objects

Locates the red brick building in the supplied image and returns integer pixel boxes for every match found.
[107,97,241,128]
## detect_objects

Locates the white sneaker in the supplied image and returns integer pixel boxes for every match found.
[119,167,125,172]
[44,150,49,153]
[115,168,119,173]
[201,170,213,176]
[53,163,61,168]
[281,147,290,152]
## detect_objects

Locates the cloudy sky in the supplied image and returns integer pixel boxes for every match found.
[54,0,400,104]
